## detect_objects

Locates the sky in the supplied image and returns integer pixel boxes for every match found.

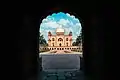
[40,12,82,43]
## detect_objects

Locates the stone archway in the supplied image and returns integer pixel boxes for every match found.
[58,38,63,41]
[39,11,83,74]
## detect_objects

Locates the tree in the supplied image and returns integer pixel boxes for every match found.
[39,32,47,45]
[75,31,82,46]
[72,42,76,46]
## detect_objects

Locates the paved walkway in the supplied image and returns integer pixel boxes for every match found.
[41,54,80,71]
[38,54,84,80]
[38,51,84,80]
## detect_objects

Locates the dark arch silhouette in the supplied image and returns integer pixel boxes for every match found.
[14,2,106,80]
[37,7,85,75]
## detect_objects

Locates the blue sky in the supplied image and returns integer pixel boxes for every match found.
[40,12,82,43]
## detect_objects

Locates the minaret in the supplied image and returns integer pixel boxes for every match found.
[69,31,72,46]
[48,31,52,46]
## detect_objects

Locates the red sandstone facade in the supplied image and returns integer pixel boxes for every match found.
[48,27,72,47]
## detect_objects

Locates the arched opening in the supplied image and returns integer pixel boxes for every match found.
[58,38,63,41]
[52,43,54,46]
[66,43,68,46]
[39,11,84,79]
[52,38,54,41]
[59,43,61,46]
[66,38,68,41]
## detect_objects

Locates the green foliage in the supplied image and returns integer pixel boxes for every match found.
[76,36,81,46]
[72,42,76,46]
[39,32,47,45]
[72,31,82,46]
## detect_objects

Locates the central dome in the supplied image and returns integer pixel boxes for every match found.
[56,25,65,33]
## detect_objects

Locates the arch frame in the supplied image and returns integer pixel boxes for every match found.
[38,6,84,55]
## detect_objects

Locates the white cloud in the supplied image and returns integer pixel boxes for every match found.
[66,13,80,23]
[64,27,73,35]
[58,19,69,25]
[66,13,70,17]
[64,27,70,33]
[58,19,74,28]
[42,21,61,28]
[40,12,82,42]
[75,23,81,27]
[70,15,75,18]
[75,18,80,22]
[76,31,79,35]
[41,28,54,35]
[66,13,75,19]
[69,27,73,32]
[42,18,48,22]
[68,21,74,26]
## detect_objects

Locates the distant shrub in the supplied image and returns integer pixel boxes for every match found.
[39,49,50,53]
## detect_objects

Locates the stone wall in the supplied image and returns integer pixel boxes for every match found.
[39,46,82,51]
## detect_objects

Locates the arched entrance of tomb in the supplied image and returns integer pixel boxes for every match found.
[38,7,84,73]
